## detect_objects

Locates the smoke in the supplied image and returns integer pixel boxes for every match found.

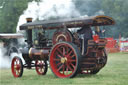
[0,41,24,68]
[0,43,10,68]
[16,0,81,32]
[95,10,105,15]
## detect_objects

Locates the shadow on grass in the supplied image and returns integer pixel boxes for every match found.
[76,73,109,79]
[77,74,98,78]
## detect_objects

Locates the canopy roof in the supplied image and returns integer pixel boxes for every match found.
[20,15,115,30]
[0,33,24,39]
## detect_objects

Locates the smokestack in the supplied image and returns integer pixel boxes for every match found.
[26,17,33,47]
[26,17,33,23]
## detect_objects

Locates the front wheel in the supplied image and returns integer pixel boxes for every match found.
[35,60,48,75]
[49,42,82,78]
[11,57,23,77]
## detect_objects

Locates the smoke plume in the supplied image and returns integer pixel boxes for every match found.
[16,0,80,32]
[0,43,10,68]
[0,41,25,68]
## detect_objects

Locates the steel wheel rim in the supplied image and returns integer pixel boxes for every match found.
[35,60,47,75]
[50,43,78,78]
[11,57,23,77]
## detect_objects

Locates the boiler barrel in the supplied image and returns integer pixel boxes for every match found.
[28,48,50,60]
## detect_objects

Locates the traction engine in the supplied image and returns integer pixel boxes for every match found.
[11,15,115,78]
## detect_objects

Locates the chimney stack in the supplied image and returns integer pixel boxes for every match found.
[26,18,33,23]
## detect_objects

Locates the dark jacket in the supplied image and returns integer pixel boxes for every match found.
[77,26,93,39]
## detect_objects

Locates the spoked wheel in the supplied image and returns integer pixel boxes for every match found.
[11,57,23,77]
[35,60,48,75]
[49,42,81,78]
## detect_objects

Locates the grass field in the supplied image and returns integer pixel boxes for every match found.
[0,52,128,85]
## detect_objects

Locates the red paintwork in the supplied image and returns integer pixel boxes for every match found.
[50,43,77,78]
[105,37,120,53]
[35,60,46,75]
[106,38,116,48]
[93,35,99,43]
[11,57,22,77]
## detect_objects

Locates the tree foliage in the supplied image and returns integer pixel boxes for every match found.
[0,0,37,33]
[75,0,128,38]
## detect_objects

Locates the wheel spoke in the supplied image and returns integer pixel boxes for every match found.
[67,63,73,71]
[66,66,68,75]
[57,48,63,55]
[17,64,20,70]
[62,64,65,74]
[17,70,20,75]
[57,62,62,66]
[62,47,66,55]
[70,55,75,58]
[70,63,75,69]
[40,61,43,64]
[53,59,60,61]
[57,64,63,72]
[67,50,73,57]
[40,68,43,73]
[68,59,76,62]
[66,46,69,53]
[57,53,63,58]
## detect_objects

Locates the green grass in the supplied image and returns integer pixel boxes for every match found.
[0,52,128,85]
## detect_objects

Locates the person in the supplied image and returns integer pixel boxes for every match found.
[38,31,46,47]
[95,26,102,37]
[95,26,106,37]
[77,25,93,55]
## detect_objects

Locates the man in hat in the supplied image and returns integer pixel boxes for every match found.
[38,31,46,47]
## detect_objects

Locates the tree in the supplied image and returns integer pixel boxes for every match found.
[75,0,128,38]
[0,0,37,33]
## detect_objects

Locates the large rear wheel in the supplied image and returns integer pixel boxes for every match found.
[49,42,81,78]
[11,57,23,77]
